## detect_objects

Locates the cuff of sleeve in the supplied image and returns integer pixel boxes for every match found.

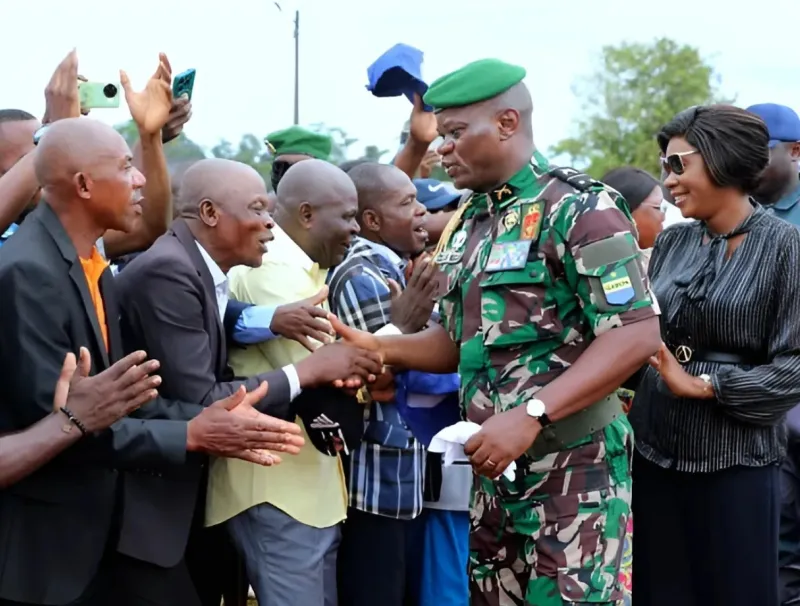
[283,364,302,400]
[376,323,403,336]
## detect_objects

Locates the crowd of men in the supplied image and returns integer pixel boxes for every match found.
[0,46,799,606]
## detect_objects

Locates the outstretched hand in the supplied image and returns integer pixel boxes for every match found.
[121,52,173,136]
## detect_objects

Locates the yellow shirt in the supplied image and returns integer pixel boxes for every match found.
[205,225,348,528]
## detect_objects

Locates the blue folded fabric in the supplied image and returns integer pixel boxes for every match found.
[395,371,461,447]
[366,43,432,110]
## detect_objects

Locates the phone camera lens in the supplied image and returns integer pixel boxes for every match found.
[103,84,118,98]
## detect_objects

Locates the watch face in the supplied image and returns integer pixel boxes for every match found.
[527,399,546,417]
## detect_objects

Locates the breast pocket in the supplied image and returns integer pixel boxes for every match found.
[478,261,562,348]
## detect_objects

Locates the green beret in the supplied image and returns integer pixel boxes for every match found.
[423,59,527,111]
[264,126,332,161]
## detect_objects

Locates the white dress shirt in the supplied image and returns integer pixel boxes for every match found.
[195,241,301,398]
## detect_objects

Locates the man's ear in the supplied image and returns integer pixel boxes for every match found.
[361,208,380,233]
[298,201,313,227]
[198,199,219,227]
[497,108,520,141]
[74,172,92,200]
[790,142,800,161]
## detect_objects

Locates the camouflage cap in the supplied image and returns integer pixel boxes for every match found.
[264,125,332,161]
[423,58,526,111]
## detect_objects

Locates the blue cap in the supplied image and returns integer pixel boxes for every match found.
[367,44,432,110]
[747,103,800,147]
[414,179,461,211]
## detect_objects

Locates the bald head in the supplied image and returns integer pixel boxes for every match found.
[34,118,130,189]
[347,162,409,213]
[31,118,146,237]
[178,158,265,218]
[274,159,360,269]
[275,159,356,216]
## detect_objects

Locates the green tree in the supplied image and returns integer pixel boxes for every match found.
[114,120,206,163]
[551,38,732,178]
[363,145,388,162]
[211,133,272,181]
[310,123,357,164]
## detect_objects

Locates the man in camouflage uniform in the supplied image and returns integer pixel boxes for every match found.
[329,58,661,606]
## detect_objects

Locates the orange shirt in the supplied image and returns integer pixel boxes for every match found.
[79,247,110,351]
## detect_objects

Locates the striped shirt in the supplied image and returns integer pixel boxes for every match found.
[629,204,800,472]
[328,237,424,519]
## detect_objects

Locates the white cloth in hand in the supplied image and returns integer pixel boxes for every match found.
[429,421,516,481]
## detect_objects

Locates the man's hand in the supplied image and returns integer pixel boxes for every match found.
[418,150,440,178]
[187,383,305,466]
[409,94,438,146]
[464,407,540,479]
[42,49,81,124]
[57,348,162,433]
[162,95,192,144]
[326,315,386,389]
[649,343,713,399]
[295,341,383,389]
[271,286,334,351]
[367,368,396,402]
[121,52,173,137]
[391,256,438,334]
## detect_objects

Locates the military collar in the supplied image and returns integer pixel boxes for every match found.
[772,180,800,212]
[485,150,551,210]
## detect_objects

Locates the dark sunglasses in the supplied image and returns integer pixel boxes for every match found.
[660,150,698,176]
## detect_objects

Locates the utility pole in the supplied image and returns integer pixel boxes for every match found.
[275,3,300,125]
[293,9,299,124]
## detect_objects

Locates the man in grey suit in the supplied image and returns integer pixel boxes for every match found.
[114,158,383,606]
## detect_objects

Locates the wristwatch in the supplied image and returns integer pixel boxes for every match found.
[33,124,50,145]
[526,398,553,427]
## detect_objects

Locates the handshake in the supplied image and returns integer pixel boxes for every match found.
[54,336,387,466]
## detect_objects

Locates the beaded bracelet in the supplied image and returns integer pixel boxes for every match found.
[59,406,88,436]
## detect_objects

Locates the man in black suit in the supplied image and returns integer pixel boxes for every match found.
[0,116,305,606]
[113,158,383,606]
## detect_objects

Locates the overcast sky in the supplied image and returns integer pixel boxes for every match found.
[4,0,799,162]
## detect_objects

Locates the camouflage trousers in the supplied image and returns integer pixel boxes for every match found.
[468,416,633,606]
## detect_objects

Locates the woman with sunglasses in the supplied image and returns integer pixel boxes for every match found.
[628,105,800,606]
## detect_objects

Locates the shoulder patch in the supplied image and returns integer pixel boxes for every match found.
[548,167,600,192]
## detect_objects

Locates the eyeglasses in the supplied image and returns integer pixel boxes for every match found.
[660,150,698,176]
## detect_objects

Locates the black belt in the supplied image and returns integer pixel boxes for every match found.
[668,344,763,366]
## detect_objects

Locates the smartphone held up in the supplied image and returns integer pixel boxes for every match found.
[79,81,121,110]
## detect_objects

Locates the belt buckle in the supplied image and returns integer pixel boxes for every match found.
[674,344,693,364]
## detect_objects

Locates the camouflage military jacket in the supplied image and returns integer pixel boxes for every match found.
[437,153,658,424]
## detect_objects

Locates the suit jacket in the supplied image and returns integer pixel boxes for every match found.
[114,218,292,568]
[0,203,188,605]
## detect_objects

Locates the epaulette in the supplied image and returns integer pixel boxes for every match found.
[548,167,601,193]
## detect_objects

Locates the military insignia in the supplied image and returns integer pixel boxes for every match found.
[484,240,532,273]
[492,184,513,202]
[521,202,544,241]
[264,139,276,155]
[451,230,467,250]
[502,209,519,231]
[435,249,463,265]
[600,269,635,305]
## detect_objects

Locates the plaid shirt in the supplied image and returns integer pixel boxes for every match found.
[328,237,424,520]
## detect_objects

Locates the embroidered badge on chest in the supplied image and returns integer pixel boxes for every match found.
[520,201,545,241]
[484,240,532,272]
[502,209,519,231]
[601,268,635,305]
[435,229,467,265]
